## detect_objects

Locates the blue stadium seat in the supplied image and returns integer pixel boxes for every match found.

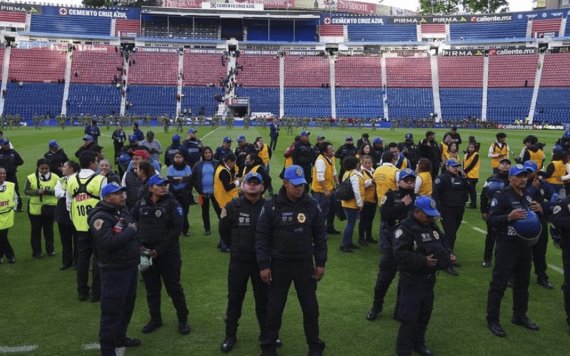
[127,85,177,116]
[30,15,111,36]
[234,87,279,115]
[183,86,224,117]
[534,88,570,123]
[336,88,383,118]
[285,88,331,118]
[4,83,63,121]
[440,88,483,120]
[387,88,433,118]
[487,88,532,123]
[348,24,416,42]
[67,84,121,116]
[450,21,527,40]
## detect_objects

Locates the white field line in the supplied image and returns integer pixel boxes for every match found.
[0,345,38,353]
[472,227,487,234]
[82,343,99,350]
[201,126,220,140]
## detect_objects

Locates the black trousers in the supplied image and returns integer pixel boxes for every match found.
[359,202,377,241]
[269,136,278,152]
[201,194,220,232]
[372,245,400,312]
[0,228,14,259]
[561,240,570,326]
[532,221,549,279]
[486,237,532,322]
[440,206,465,252]
[172,193,191,235]
[141,248,189,322]
[261,259,323,354]
[466,178,478,207]
[327,195,337,231]
[77,231,100,298]
[484,221,496,263]
[99,266,138,356]
[29,214,55,256]
[225,258,268,338]
[7,174,21,211]
[396,273,435,356]
[58,223,77,267]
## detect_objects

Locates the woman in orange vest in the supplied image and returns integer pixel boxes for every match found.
[540,148,567,196]
[414,158,433,196]
[442,142,459,168]
[463,142,481,209]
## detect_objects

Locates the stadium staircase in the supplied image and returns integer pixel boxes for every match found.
[120,55,129,116]
[0,46,10,115]
[279,53,284,117]
[330,56,336,119]
[61,50,73,117]
[176,51,183,118]
[528,52,546,123]
[430,54,441,119]
[381,56,388,119]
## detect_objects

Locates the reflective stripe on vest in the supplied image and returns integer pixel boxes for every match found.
[27,173,59,216]
[0,182,15,229]
[67,174,104,232]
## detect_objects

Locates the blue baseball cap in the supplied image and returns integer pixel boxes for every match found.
[101,182,126,198]
[283,165,306,185]
[373,137,383,144]
[237,135,246,142]
[83,134,94,141]
[172,134,180,142]
[523,160,537,173]
[223,136,232,143]
[414,196,440,218]
[300,130,310,137]
[345,136,353,141]
[0,138,9,145]
[446,159,461,167]
[49,140,59,148]
[244,171,263,184]
[405,133,413,139]
[128,135,137,142]
[509,164,531,177]
[563,130,570,139]
[399,168,417,181]
[148,175,168,186]
[187,128,197,134]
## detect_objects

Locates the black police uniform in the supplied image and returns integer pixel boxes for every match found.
[399,141,420,169]
[164,142,182,167]
[256,187,327,355]
[335,143,357,180]
[85,124,101,143]
[214,145,232,162]
[550,197,570,332]
[419,139,441,178]
[480,172,510,264]
[486,185,539,328]
[370,145,384,169]
[526,180,551,286]
[123,169,141,211]
[0,147,24,211]
[393,216,451,356]
[181,138,203,168]
[292,141,315,185]
[44,149,68,176]
[132,192,190,332]
[432,170,468,252]
[111,129,127,159]
[220,196,268,345]
[368,188,415,319]
[234,143,256,172]
[88,201,139,355]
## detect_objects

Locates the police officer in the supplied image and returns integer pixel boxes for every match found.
[181,128,203,169]
[111,124,127,160]
[66,151,107,301]
[44,140,68,176]
[550,193,570,335]
[292,131,315,185]
[234,136,256,173]
[366,169,416,321]
[85,119,101,143]
[480,158,511,267]
[214,137,233,162]
[393,196,453,356]
[335,136,357,179]
[370,137,384,168]
[219,172,269,353]
[269,120,279,151]
[486,164,542,337]
[0,138,24,211]
[88,183,141,355]
[256,165,327,356]
[399,133,420,169]
[132,175,190,336]
[432,159,469,276]
[164,134,183,167]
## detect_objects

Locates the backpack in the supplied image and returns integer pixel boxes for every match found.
[334,177,355,201]
[72,174,99,199]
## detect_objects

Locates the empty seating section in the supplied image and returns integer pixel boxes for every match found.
[247,21,269,41]
[284,55,329,87]
[0,11,26,23]
[294,20,318,42]
[129,52,178,85]
[541,53,570,86]
[421,24,445,34]
[531,18,561,37]
[387,88,433,118]
[336,88,382,118]
[270,20,294,41]
[386,57,431,87]
[67,84,121,116]
[30,15,111,36]
[235,87,279,115]
[450,21,527,40]
[0,48,4,79]
[566,18,570,36]
[348,23,416,42]
[71,48,122,84]
[335,56,381,88]
[440,89,482,119]
[487,88,532,123]
[141,16,218,39]
[184,52,227,86]
[9,48,66,82]
[488,54,537,87]
[238,54,279,87]
[4,83,63,119]
[127,85,177,116]
[285,88,331,117]
[534,88,570,123]
[320,25,344,37]
[115,19,141,37]
[438,56,483,87]
[183,86,222,117]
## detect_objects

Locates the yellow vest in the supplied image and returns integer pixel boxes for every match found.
[441,142,449,158]
[464,152,480,179]
[417,171,433,196]
[214,165,239,209]
[27,173,59,216]
[0,182,16,229]
[241,165,260,178]
[529,149,545,170]
[311,154,335,193]
[491,143,508,168]
[373,164,399,206]
[341,170,365,209]
[545,160,566,185]
[362,169,376,203]
[67,174,105,232]
[443,151,458,163]
[258,144,270,165]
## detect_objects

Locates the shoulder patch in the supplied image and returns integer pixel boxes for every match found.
[93,219,104,231]
[176,206,184,217]
[381,195,388,205]
[395,229,403,239]
[490,198,498,207]
[220,208,227,218]
[553,206,562,215]
[434,178,441,185]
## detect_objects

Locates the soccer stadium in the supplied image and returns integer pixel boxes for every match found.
[0,0,569,355]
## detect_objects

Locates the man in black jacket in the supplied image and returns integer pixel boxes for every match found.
[44,140,68,176]
[335,136,357,179]
[256,165,327,356]
[0,138,24,211]
[419,131,441,178]
[88,182,141,355]
[292,131,315,185]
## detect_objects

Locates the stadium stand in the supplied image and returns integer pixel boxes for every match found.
[531,18,562,37]
[285,88,331,117]
[438,56,484,119]
[421,24,446,34]
[235,87,279,115]
[347,23,417,42]
[541,52,570,87]
[9,48,66,82]
[67,84,121,116]
[184,52,227,86]
[488,54,537,88]
[127,85,177,116]
[450,20,527,40]
[30,15,112,36]
[386,57,431,87]
[182,86,222,117]
[534,53,570,123]
[440,88,483,120]
[129,51,178,85]
[387,88,434,119]
[335,55,381,88]
[336,88,383,118]
[487,88,533,123]
[284,54,329,87]
[237,53,280,87]
[4,82,63,119]
[115,19,141,38]
[71,47,123,84]
[0,11,26,24]
[319,24,344,37]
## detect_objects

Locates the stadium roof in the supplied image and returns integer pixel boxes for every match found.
[141,6,320,20]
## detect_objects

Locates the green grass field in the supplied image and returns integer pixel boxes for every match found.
[0,125,568,355]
